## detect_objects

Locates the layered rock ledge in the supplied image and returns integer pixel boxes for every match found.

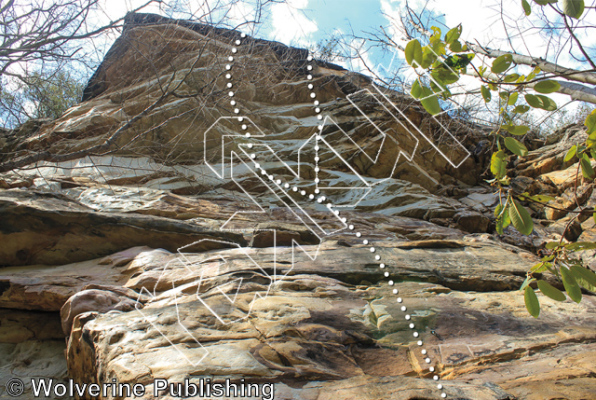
[0,13,594,400]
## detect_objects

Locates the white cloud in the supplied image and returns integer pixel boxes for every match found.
[376,0,592,120]
[268,0,318,46]
[99,0,163,23]
[227,1,258,30]
[380,0,594,71]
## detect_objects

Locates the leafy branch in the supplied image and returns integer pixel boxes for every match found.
[401,0,596,317]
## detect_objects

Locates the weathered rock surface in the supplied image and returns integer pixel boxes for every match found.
[0,190,246,266]
[0,310,67,399]
[0,12,594,400]
[61,243,594,399]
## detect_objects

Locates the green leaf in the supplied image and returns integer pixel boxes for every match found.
[530,262,543,272]
[561,0,585,18]
[537,280,566,301]
[492,54,513,74]
[431,67,460,86]
[564,145,577,162]
[534,80,561,94]
[527,66,541,81]
[405,39,423,67]
[526,194,555,203]
[504,73,521,83]
[411,79,423,99]
[585,109,596,135]
[520,275,533,291]
[561,266,582,303]
[525,94,557,111]
[580,154,595,180]
[503,124,530,135]
[565,242,596,251]
[533,0,558,4]
[495,203,505,218]
[508,92,519,106]
[445,25,462,44]
[570,265,596,287]
[481,85,491,103]
[495,203,511,234]
[430,40,446,57]
[449,40,463,53]
[495,219,504,235]
[509,199,534,235]
[505,137,529,156]
[444,53,474,69]
[538,94,557,111]
[545,242,560,250]
[525,93,542,108]
[491,150,507,179]
[513,105,530,114]
[502,208,511,229]
[419,86,442,116]
[588,133,596,149]
[531,262,549,273]
[431,81,451,99]
[430,26,442,41]
[576,276,596,292]
[522,0,532,14]
[495,203,511,226]
[420,46,437,69]
[524,286,540,317]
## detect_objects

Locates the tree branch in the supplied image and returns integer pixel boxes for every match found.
[466,42,596,86]
[465,68,596,105]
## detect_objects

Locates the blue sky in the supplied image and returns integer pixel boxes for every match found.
[277,0,387,43]
[304,0,382,33]
[105,0,594,76]
[259,0,406,78]
[98,0,596,125]
[3,0,592,128]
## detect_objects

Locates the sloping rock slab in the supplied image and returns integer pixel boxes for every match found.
[0,190,245,266]
[60,239,570,400]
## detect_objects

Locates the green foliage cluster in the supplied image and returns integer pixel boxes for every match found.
[403,0,595,317]
[23,71,84,120]
[313,35,344,63]
[522,241,596,317]
[1,69,84,128]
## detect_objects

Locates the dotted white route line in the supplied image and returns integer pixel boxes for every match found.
[135,31,446,398]
[294,55,447,398]
[303,55,447,397]
[226,34,244,115]
[226,36,446,397]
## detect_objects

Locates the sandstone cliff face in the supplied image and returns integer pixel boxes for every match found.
[0,13,594,400]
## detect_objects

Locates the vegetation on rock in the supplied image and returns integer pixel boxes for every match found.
[396,0,596,316]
